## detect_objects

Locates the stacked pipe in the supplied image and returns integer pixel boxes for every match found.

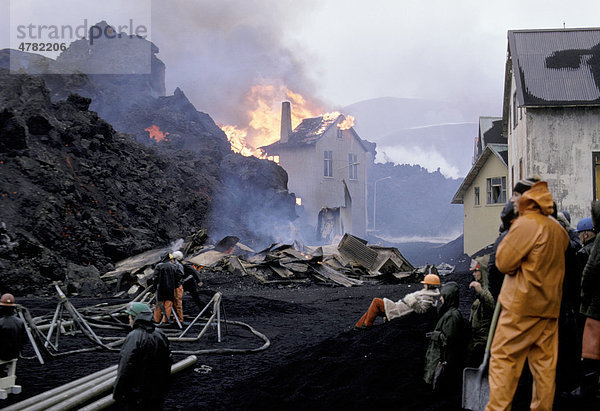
[4,356,197,411]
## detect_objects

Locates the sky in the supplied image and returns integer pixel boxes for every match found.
[2,0,600,167]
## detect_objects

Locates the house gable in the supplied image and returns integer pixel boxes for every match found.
[454,144,508,204]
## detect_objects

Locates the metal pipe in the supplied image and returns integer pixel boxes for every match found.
[10,370,118,411]
[17,310,44,365]
[179,292,219,338]
[2,364,118,411]
[45,302,62,348]
[58,355,198,411]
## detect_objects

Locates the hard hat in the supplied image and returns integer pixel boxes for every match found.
[421,273,441,286]
[124,302,150,318]
[0,293,16,306]
[577,217,594,233]
[170,251,183,261]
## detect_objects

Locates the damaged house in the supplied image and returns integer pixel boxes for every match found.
[262,102,373,241]
[504,28,600,220]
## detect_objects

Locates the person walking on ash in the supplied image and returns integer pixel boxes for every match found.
[486,178,569,410]
[354,274,440,330]
[169,251,209,312]
[153,253,184,325]
[113,302,172,410]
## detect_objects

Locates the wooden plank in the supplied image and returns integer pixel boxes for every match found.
[312,263,363,287]
[228,256,248,276]
[188,250,227,267]
[280,262,309,273]
[270,264,294,279]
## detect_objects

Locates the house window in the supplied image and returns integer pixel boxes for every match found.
[594,153,600,200]
[337,129,343,139]
[512,92,518,129]
[474,187,480,206]
[487,177,507,204]
[296,197,302,206]
[324,151,333,177]
[348,154,358,180]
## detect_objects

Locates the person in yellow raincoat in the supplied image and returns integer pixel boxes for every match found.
[486,178,569,411]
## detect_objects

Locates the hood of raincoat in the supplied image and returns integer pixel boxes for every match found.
[518,181,554,217]
[438,281,459,315]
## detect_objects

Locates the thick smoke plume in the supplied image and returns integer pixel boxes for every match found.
[152,0,324,130]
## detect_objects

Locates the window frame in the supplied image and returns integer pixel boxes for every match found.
[348,153,358,180]
[324,150,333,177]
[486,176,507,205]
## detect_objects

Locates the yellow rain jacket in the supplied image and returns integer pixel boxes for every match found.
[486,181,569,411]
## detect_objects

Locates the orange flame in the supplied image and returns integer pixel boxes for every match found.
[337,115,355,130]
[145,125,169,143]
[221,84,324,157]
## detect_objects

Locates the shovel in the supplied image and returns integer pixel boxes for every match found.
[462,300,502,410]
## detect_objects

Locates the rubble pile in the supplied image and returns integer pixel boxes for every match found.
[0,23,300,296]
[0,70,295,296]
[105,233,424,296]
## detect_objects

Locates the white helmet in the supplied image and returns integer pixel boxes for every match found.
[170,251,184,260]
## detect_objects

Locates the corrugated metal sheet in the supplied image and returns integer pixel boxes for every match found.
[337,233,378,270]
[510,29,600,105]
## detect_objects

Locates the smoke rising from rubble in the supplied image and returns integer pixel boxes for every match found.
[152,0,323,129]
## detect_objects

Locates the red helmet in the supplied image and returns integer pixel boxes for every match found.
[0,293,16,306]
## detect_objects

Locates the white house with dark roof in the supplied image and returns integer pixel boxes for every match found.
[504,28,600,221]
[453,117,508,254]
[262,102,372,240]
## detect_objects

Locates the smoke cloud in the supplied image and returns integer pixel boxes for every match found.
[151,0,323,128]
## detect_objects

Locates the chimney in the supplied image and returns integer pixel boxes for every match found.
[280,101,292,143]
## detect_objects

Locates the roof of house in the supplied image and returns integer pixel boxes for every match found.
[261,113,370,153]
[508,28,600,107]
[476,117,504,162]
[452,143,508,204]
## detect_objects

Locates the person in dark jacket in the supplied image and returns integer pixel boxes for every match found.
[571,201,600,401]
[556,211,585,393]
[170,251,209,312]
[466,257,494,367]
[114,302,171,410]
[153,255,182,324]
[0,293,26,377]
[424,282,465,392]
[487,201,517,300]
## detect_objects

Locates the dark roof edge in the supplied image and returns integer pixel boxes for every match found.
[451,144,508,204]
[507,27,600,34]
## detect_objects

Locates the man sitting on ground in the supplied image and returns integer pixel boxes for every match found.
[354,274,441,330]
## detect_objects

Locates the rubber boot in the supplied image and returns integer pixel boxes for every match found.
[565,359,600,399]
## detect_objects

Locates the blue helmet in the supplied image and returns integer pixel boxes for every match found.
[577,217,594,233]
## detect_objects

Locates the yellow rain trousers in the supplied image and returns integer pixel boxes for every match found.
[486,308,558,411]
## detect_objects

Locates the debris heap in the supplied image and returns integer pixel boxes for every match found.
[103,233,424,295]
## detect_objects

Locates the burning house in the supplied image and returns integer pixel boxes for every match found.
[261,102,373,242]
